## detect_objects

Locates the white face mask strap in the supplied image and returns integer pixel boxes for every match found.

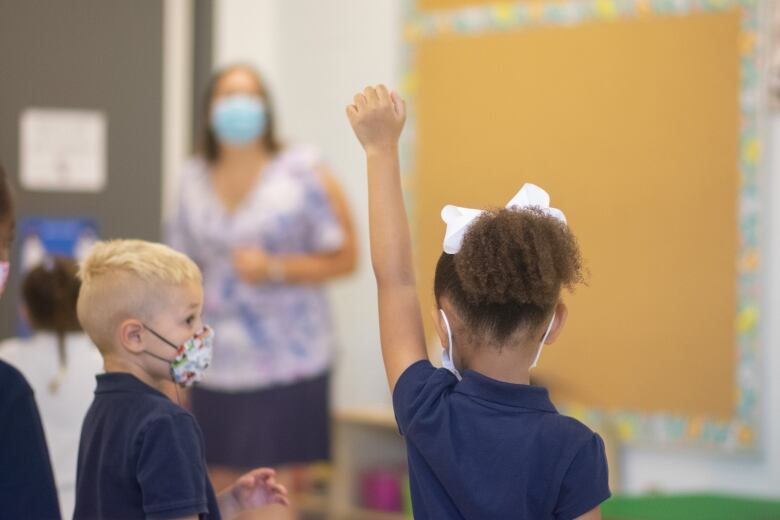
[440,309,454,361]
[440,309,462,380]
[530,311,557,370]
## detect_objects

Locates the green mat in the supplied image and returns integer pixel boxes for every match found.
[602,494,780,520]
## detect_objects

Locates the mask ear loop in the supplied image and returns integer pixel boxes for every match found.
[440,310,461,380]
[142,325,183,398]
[530,312,557,370]
[144,325,180,350]
[439,310,454,357]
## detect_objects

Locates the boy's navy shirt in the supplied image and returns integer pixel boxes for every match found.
[0,360,61,520]
[393,360,611,520]
[74,372,220,520]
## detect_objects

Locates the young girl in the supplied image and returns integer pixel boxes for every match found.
[0,257,103,517]
[346,86,610,519]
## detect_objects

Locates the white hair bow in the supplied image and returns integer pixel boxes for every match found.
[441,183,567,254]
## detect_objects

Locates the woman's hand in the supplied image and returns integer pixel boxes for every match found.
[218,468,289,518]
[346,85,406,155]
[233,248,275,284]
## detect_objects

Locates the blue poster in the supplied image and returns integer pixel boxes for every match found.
[17,217,100,335]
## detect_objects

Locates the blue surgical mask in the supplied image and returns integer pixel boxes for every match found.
[211,94,267,146]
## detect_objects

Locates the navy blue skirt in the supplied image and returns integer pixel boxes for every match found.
[192,371,331,469]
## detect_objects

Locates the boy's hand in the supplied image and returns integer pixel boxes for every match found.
[223,468,289,515]
[346,85,406,154]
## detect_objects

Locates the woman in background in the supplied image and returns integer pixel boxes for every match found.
[168,64,356,518]
[0,256,103,518]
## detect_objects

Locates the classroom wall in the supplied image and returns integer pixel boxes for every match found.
[0,0,166,338]
[211,0,780,496]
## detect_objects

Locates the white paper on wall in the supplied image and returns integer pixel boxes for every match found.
[19,108,107,192]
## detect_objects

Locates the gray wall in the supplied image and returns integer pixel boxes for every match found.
[192,0,214,151]
[0,0,164,337]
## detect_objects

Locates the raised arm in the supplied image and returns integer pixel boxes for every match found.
[347,85,428,391]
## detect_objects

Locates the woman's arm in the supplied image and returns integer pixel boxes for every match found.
[275,167,357,281]
[233,167,357,285]
[346,85,428,391]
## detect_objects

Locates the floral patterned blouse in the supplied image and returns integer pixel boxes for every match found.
[167,146,344,391]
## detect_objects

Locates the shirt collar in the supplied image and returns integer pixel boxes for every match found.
[94,372,169,400]
[454,369,557,412]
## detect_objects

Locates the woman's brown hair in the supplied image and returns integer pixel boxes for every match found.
[199,64,282,163]
[434,207,584,345]
[0,163,15,223]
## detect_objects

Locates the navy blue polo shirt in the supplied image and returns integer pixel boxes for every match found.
[74,372,220,520]
[0,360,61,520]
[393,361,610,519]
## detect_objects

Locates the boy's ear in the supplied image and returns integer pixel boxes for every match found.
[544,302,568,345]
[431,307,449,350]
[119,319,146,354]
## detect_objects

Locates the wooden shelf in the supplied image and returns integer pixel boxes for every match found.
[292,491,330,513]
[331,406,408,519]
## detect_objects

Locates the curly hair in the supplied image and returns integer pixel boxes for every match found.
[434,207,584,343]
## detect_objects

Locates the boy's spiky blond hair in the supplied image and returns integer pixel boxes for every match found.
[77,240,202,352]
[78,239,201,286]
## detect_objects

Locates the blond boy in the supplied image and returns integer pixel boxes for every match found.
[73,240,288,520]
